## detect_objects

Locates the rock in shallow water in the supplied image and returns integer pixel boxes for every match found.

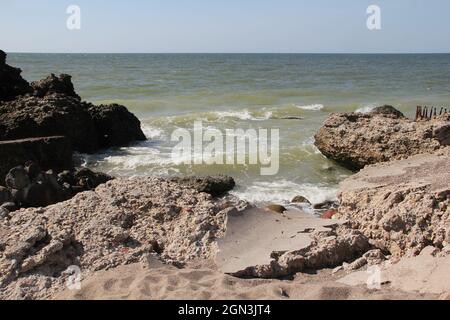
[266,204,287,213]
[170,175,236,197]
[291,195,311,204]
[0,94,100,153]
[314,105,449,170]
[0,53,147,153]
[88,103,147,149]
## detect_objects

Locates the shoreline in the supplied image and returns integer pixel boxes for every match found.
[1,50,449,300]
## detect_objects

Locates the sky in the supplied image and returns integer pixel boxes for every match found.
[1,0,450,53]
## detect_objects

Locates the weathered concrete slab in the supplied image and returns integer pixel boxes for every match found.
[215,207,346,274]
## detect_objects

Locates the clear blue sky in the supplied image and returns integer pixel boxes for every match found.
[1,0,450,53]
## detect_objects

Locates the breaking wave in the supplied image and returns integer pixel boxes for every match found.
[296,104,324,111]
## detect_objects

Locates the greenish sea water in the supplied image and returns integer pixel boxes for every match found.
[9,53,450,206]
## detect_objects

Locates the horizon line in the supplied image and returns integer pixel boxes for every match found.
[5,51,450,55]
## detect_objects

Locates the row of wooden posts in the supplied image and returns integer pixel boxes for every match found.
[415,106,448,120]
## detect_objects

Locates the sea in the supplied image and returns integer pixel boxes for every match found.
[8,53,450,206]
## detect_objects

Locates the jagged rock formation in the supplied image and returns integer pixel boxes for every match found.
[0,50,146,153]
[31,74,80,99]
[0,94,100,153]
[0,50,32,102]
[88,103,146,149]
[314,105,450,170]
[336,147,450,257]
[0,177,230,299]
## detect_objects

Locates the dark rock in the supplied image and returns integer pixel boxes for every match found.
[0,50,32,101]
[0,94,99,153]
[57,170,76,186]
[1,158,112,209]
[291,195,311,204]
[73,168,114,192]
[370,105,405,119]
[31,74,80,99]
[266,204,287,214]
[5,166,30,190]
[171,175,236,197]
[19,171,68,208]
[0,137,73,184]
[280,116,304,120]
[0,57,146,153]
[0,95,146,153]
[24,161,42,180]
[0,186,13,205]
[87,104,146,149]
[0,50,5,65]
[1,202,17,212]
[313,200,338,210]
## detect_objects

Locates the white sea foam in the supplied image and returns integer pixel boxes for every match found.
[230,180,338,210]
[355,103,377,114]
[296,104,324,111]
[142,125,164,139]
[215,110,272,121]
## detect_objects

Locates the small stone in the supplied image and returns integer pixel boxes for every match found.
[279,288,290,298]
[332,266,343,274]
[346,257,368,271]
[313,201,338,210]
[24,161,42,180]
[363,249,386,265]
[266,204,287,214]
[321,209,337,219]
[5,166,31,190]
[291,195,311,204]
[0,207,9,218]
[1,202,18,212]
[57,170,75,185]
